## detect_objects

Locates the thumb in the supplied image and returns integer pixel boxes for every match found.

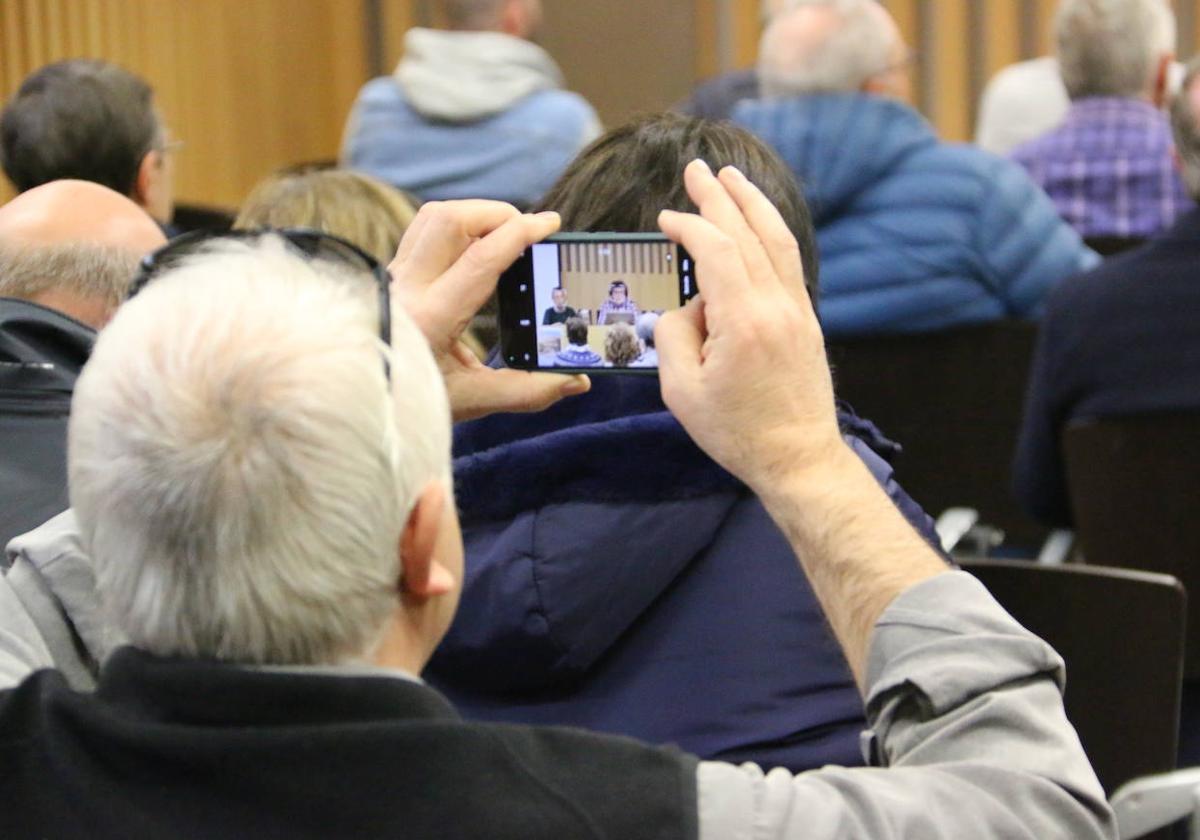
[447,370,591,423]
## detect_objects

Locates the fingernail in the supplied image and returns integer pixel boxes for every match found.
[721,165,746,181]
[535,211,559,221]
[690,158,712,174]
[561,375,590,395]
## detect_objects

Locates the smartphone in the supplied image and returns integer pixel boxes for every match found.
[497,233,696,373]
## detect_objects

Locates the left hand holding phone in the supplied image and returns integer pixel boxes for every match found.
[388,200,591,422]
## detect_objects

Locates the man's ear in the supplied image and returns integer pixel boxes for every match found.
[1152,54,1173,109]
[133,150,158,210]
[399,482,455,600]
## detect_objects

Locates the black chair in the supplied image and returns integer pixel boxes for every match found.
[827,321,1046,549]
[171,203,235,235]
[1064,414,1200,679]
[962,559,1184,800]
[1084,235,1148,257]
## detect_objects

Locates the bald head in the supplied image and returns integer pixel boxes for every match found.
[0,180,166,328]
[759,0,908,98]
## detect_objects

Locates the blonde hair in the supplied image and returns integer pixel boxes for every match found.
[604,323,641,367]
[235,169,417,265]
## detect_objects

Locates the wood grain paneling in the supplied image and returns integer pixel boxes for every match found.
[1,0,368,209]
[7,0,1200,212]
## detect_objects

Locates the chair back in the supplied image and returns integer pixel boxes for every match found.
[1064,414,1200,678]
[827,321,1045,548]
[963,559,1184,797]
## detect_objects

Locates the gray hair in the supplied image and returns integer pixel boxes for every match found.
[1170,58,1200,199]
[759,0,895,96]
[1055,0,1175,100]
[69,237,452,666]
[0,242,139,311]
[635,311,659,347]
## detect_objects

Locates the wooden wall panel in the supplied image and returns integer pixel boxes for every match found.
[0,0,369,210]
[7,0,1200,211]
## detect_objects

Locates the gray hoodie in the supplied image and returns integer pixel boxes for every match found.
[0,509,119,691]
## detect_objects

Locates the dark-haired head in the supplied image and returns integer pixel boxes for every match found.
[536,112,818,298]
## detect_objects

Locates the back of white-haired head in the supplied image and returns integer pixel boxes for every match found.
[1056,0,1175,100]
[68,237,451,666]
[758,0,897,97]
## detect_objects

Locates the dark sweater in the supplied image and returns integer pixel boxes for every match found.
[1013,206,1200,526]
[0,647,698,840]
[0,298,94,547]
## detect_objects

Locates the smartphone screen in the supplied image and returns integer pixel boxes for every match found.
[497,233,696,372]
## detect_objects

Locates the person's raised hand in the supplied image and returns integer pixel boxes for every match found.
[655,160,847,496]
[389,200,590,422]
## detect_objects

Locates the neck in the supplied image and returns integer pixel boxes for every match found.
[26,289,109,329]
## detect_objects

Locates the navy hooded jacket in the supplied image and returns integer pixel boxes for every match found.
[428,376,941,772]
[733,94,1097,338]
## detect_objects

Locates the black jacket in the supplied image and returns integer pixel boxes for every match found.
[0,647,698,839]
[0,298,94,547]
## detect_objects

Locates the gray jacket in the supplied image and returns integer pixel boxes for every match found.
[0,510,120,691]
[0,517,1113,838]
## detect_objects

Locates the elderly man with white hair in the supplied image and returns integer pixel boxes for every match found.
[0,169,1112,838]
[733,0,1096,338]
[1010,0,1188,243]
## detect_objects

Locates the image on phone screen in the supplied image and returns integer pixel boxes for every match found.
[498,234,695,372]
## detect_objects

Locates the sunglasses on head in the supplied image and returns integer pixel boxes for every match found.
[129,228,393,382]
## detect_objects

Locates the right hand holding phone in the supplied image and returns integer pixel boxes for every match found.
[655,160,848,496]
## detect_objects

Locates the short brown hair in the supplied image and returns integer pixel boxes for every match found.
[235,169,417,265]
[537,112,818,297]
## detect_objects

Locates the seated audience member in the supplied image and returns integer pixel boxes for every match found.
[1014,56,1200,529]
[553,316,602,367]
[340,0,599,207]
[433,113,934,773]
[1010,0,1188,241]
[0,181,166,552]
[603,323,640,367]
[635,311,659,366]
[541,286,576,324]
[0,173,1112,840]
[1,59,178,227]
[676,0,792,120]
[976,57,1070,156]
[235,168,417,265]
[596,279,638,324]
[733,0,1096,338]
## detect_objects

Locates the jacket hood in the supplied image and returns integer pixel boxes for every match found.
[0,297,93,395]
[436,378,907,693]
[395,27,566,122]
[732,94,936,225]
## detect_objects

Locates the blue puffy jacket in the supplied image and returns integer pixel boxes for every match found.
[733,94,1098,338]
[427,376,942,772]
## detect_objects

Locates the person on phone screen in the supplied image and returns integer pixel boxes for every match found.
[553,317,602,367]
[596,280,638,324]
[542,286,577,325]
[634,312,659,367]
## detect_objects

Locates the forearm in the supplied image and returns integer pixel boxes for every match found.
[753,441,948,691]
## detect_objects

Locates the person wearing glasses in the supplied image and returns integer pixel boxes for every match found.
[596,280,639,324]
[1,59,180,229]
[732,0,1097,338]
[0,165,1110,838]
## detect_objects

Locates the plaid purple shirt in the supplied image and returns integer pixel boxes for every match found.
[1010,97,1190,239]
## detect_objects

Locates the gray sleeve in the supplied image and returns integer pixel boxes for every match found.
[697,571,1115,840]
